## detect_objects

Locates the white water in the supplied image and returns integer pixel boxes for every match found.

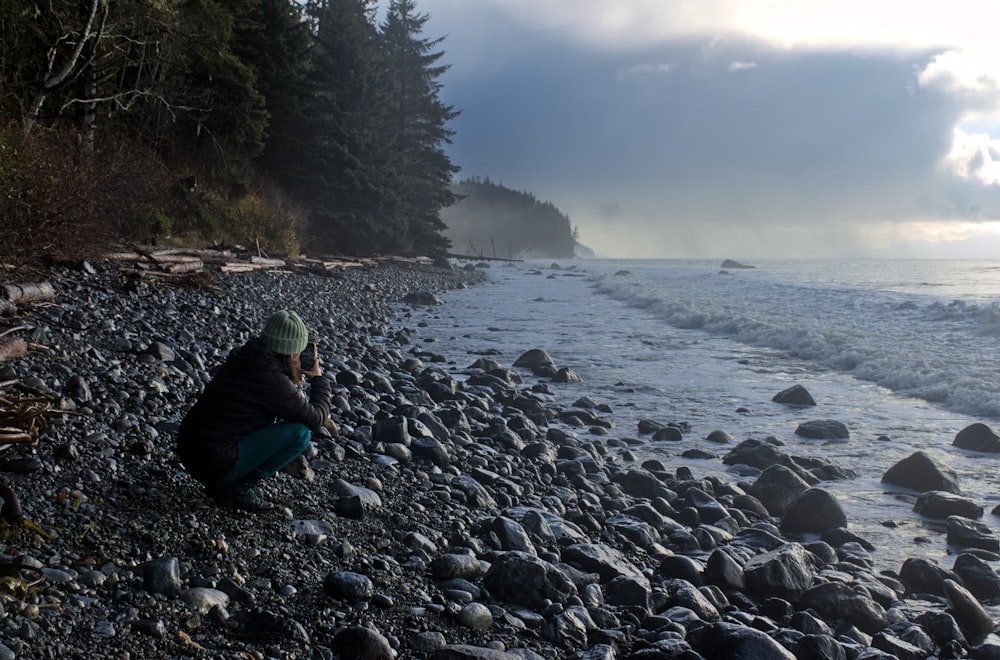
[405,259,1000,573]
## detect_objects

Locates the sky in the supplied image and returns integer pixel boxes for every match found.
[404,0,1000,259]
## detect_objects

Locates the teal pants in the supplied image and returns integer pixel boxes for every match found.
[217,422,310,486]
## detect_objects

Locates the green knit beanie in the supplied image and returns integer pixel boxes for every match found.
[260,310,309,355]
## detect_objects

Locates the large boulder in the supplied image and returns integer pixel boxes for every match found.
[688,621,794,660]
[913,491,983,520]
[482,551,577,608]
[743,542,817,599]
[780,488,847,533]
[944,579,996,640]
[953,553,1000,600]
[947,516,999,552]
[747,464,811,516]
[513,349,555,369]
[795,419,849,440]
[799,581,888,634]
[882,451,961,494]
[562,543,647,583]
[899,558,956,597]
[772,384,817,406]
[953,423,1000,452]
[723,438,786,470]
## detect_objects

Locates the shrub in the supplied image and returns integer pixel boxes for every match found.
[0,125,111,269]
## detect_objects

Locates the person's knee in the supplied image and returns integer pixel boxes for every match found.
[289,423,311,453]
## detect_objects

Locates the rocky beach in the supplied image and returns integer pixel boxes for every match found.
[0,257,998,659]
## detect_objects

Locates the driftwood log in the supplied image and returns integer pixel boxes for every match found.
[0,282,55,304]
[0,338,26,363]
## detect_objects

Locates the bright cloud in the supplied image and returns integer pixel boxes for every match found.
[414,0,1000,258]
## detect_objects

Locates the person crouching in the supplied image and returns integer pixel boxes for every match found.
[177,310,331,512]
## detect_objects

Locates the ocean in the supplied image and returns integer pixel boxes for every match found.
[405,258,1000,573]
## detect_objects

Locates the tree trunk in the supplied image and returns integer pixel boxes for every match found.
[0,282,56,303]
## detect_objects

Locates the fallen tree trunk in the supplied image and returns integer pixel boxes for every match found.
[0,282,55,304]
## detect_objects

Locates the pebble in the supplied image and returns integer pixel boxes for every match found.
[0,259,988,658]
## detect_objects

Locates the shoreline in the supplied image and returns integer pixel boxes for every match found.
[0,259,996,658]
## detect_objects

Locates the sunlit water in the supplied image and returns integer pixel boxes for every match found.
[402,258,1000,574]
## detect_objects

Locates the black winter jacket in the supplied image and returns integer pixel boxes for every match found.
[177,337,331,484]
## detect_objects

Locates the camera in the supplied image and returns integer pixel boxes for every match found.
[300,342,317,370]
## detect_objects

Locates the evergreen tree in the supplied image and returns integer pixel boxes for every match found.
[292,0,400,254]
[380,0,459,256]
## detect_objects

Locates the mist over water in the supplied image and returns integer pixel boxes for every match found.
[407,258,1000,572]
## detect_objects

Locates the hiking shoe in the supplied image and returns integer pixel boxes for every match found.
[208,481,275,513]
[229,486,275,513]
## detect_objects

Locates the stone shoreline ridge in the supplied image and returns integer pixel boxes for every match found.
[0,259,997,658]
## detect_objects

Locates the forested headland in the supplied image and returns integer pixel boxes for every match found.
[442,178,588,260]
[0,0,460,269]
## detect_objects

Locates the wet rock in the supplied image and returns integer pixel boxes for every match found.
[794,634,847,660]
[953,553,1000,599]
[773,384,816,406]
[513,349,554,369]
[482,551,577,608]
[747,464,811,516]
[687,621,796,659]
[899,557,956,597]
[913,491,983,519]
[881,450,961,494]
[795,419,849,440]
[743,542,817,599]
[431,645,520,659]
[562,542,646,582]
[780,487,847,533]
[403,291,444,305]
[798,581,888,634]
[701,430,733,445]
[953,422,1000,452]
[946,515,999,551]
[723,438,787,469]
[944,578,995,640]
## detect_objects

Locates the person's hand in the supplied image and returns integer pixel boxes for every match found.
[303,352,323,379]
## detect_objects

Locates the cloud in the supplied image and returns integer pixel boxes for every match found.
[414,0,1000,257]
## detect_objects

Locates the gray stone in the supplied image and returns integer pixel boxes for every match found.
[944,578,996,640]
[773,384,817,406]
[142,557,181,597]
[953,423,1000,452]
[562,542,646,582]
[430,553,482,581]
[743,542,817,599]
[455,602,493,630]
[781,488,847,533]
[795,419,849,440]
[947,515,999,552]
[688,621,796,659]
[913,491,983,519]
[748,464,811,516]
[882,451,961,494]
[482,551,577,608]
[323,571,373,602]
[180,587,230,614]
[799,581,888,634]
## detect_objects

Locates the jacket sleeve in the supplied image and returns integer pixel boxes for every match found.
[268,374,332,431]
